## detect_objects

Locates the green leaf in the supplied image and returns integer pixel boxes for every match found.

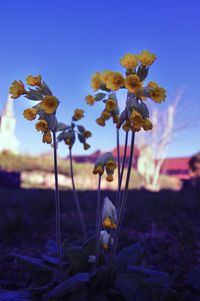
[77,125,86,133]
[114,243,144,270]
[114,273,139,301]
[41,254,58,267]
[46,272,90,299]
[78,133,86,144]
[67,247,89,274]
[56,122,70,132]
[127,265,170,288]
[57,131,66,141]
[115,270,171,301]
[26,88,43,100]
[137,101,149,119]
[42,81,53,95]
[95,93,107,101]
[0,291,32,301]
[12,253,54,272]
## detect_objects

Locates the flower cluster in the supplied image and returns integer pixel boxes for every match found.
[9,75,60,144]
[85,50,166,132]
[85,91,120,127]
[56,109,92,150]
[93,152,116,182]
[100,197,117,249]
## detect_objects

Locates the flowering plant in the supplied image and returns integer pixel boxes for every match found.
[10,75,68,271]
[6,51,172,301]
[86,50,166,267]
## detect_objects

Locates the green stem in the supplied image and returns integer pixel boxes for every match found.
[96,175,102,264]
[116,128,121,200]
[116,131,129,212]
[69,148,87,242]
[110,131,135,263]
[53,132,63,272]
[109,130,128,254]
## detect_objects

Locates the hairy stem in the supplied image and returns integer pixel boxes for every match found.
[96,175,102,264]
[116,128,121,203]
[110,131,135,263]
[116,131,129,212]
[53,132,63,271]
[69,148,87,241]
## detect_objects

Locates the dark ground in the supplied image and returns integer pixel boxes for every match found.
[1,186,200,299]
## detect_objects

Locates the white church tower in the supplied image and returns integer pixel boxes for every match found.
[0,95,20,154]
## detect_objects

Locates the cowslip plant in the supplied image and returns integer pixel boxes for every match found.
[9,75,64,272]
[86,50,166,266]
[56,108,92,241]
[5,52,172,301]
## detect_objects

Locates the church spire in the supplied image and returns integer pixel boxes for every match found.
[0,95,19,153]
[3,94,14,118]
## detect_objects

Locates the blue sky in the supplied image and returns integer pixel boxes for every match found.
[0,0,200,158]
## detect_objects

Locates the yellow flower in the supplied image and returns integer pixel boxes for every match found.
[73,109,84,120]
[105,99,117,112]
[65,137,72,145]
[9,80,26,99]
[131,124,142,132]
[150,87,166,103]
[125,74,142,93]
[40,95,59,114]
[93,165,104,176]
[148,81,158,89]
[83,131,92,138]
[23,108,37,121]
[91,72,102,91]
[120,53,138,69]
[83,142,91,150]
[129,110,143,123]
[106,174,113,182]
[35,119,48,132]
[106,72,125,91]
[122,120,131,132]
[106,159,116,170]
[26,75,41,86]
[85,95,95,105]
[111,222,117,229]
[101,110,110,120]
[100,70,114,84]
[42,130,52,144]
[142,118,153,131]
[138,50,156,66]
[103,243,109,249]
[103,216,113,228]
[96,117,105,127]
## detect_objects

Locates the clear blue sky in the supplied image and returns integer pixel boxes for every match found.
[0,0,199,158]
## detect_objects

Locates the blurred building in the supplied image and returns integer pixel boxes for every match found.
[70,145,140,167]
[0,95,19,154]
[70,145,191,180]
[161,157,190,179]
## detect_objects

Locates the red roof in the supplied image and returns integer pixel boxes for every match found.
[161,157,189,172]
[112,145,140,158]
